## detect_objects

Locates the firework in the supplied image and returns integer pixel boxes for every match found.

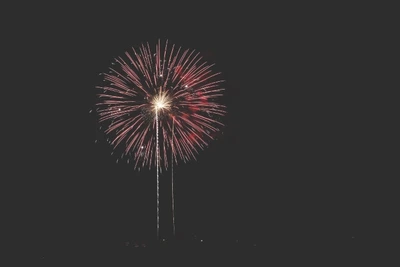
[96,40,226,240]
[96,40,226,170]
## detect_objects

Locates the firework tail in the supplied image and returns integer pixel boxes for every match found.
[156,110,160,240]
[171,118,176,237]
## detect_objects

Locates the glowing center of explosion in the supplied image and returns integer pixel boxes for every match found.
[152,91,171,112]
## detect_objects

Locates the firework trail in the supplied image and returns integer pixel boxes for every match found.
[96,40,226,239]
[156,110,160,239]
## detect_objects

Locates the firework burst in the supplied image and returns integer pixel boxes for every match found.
[96,40,226,170]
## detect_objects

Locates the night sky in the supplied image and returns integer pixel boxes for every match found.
[12,3,395,260]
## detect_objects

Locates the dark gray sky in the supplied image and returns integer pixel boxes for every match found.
[13,3,393,257]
